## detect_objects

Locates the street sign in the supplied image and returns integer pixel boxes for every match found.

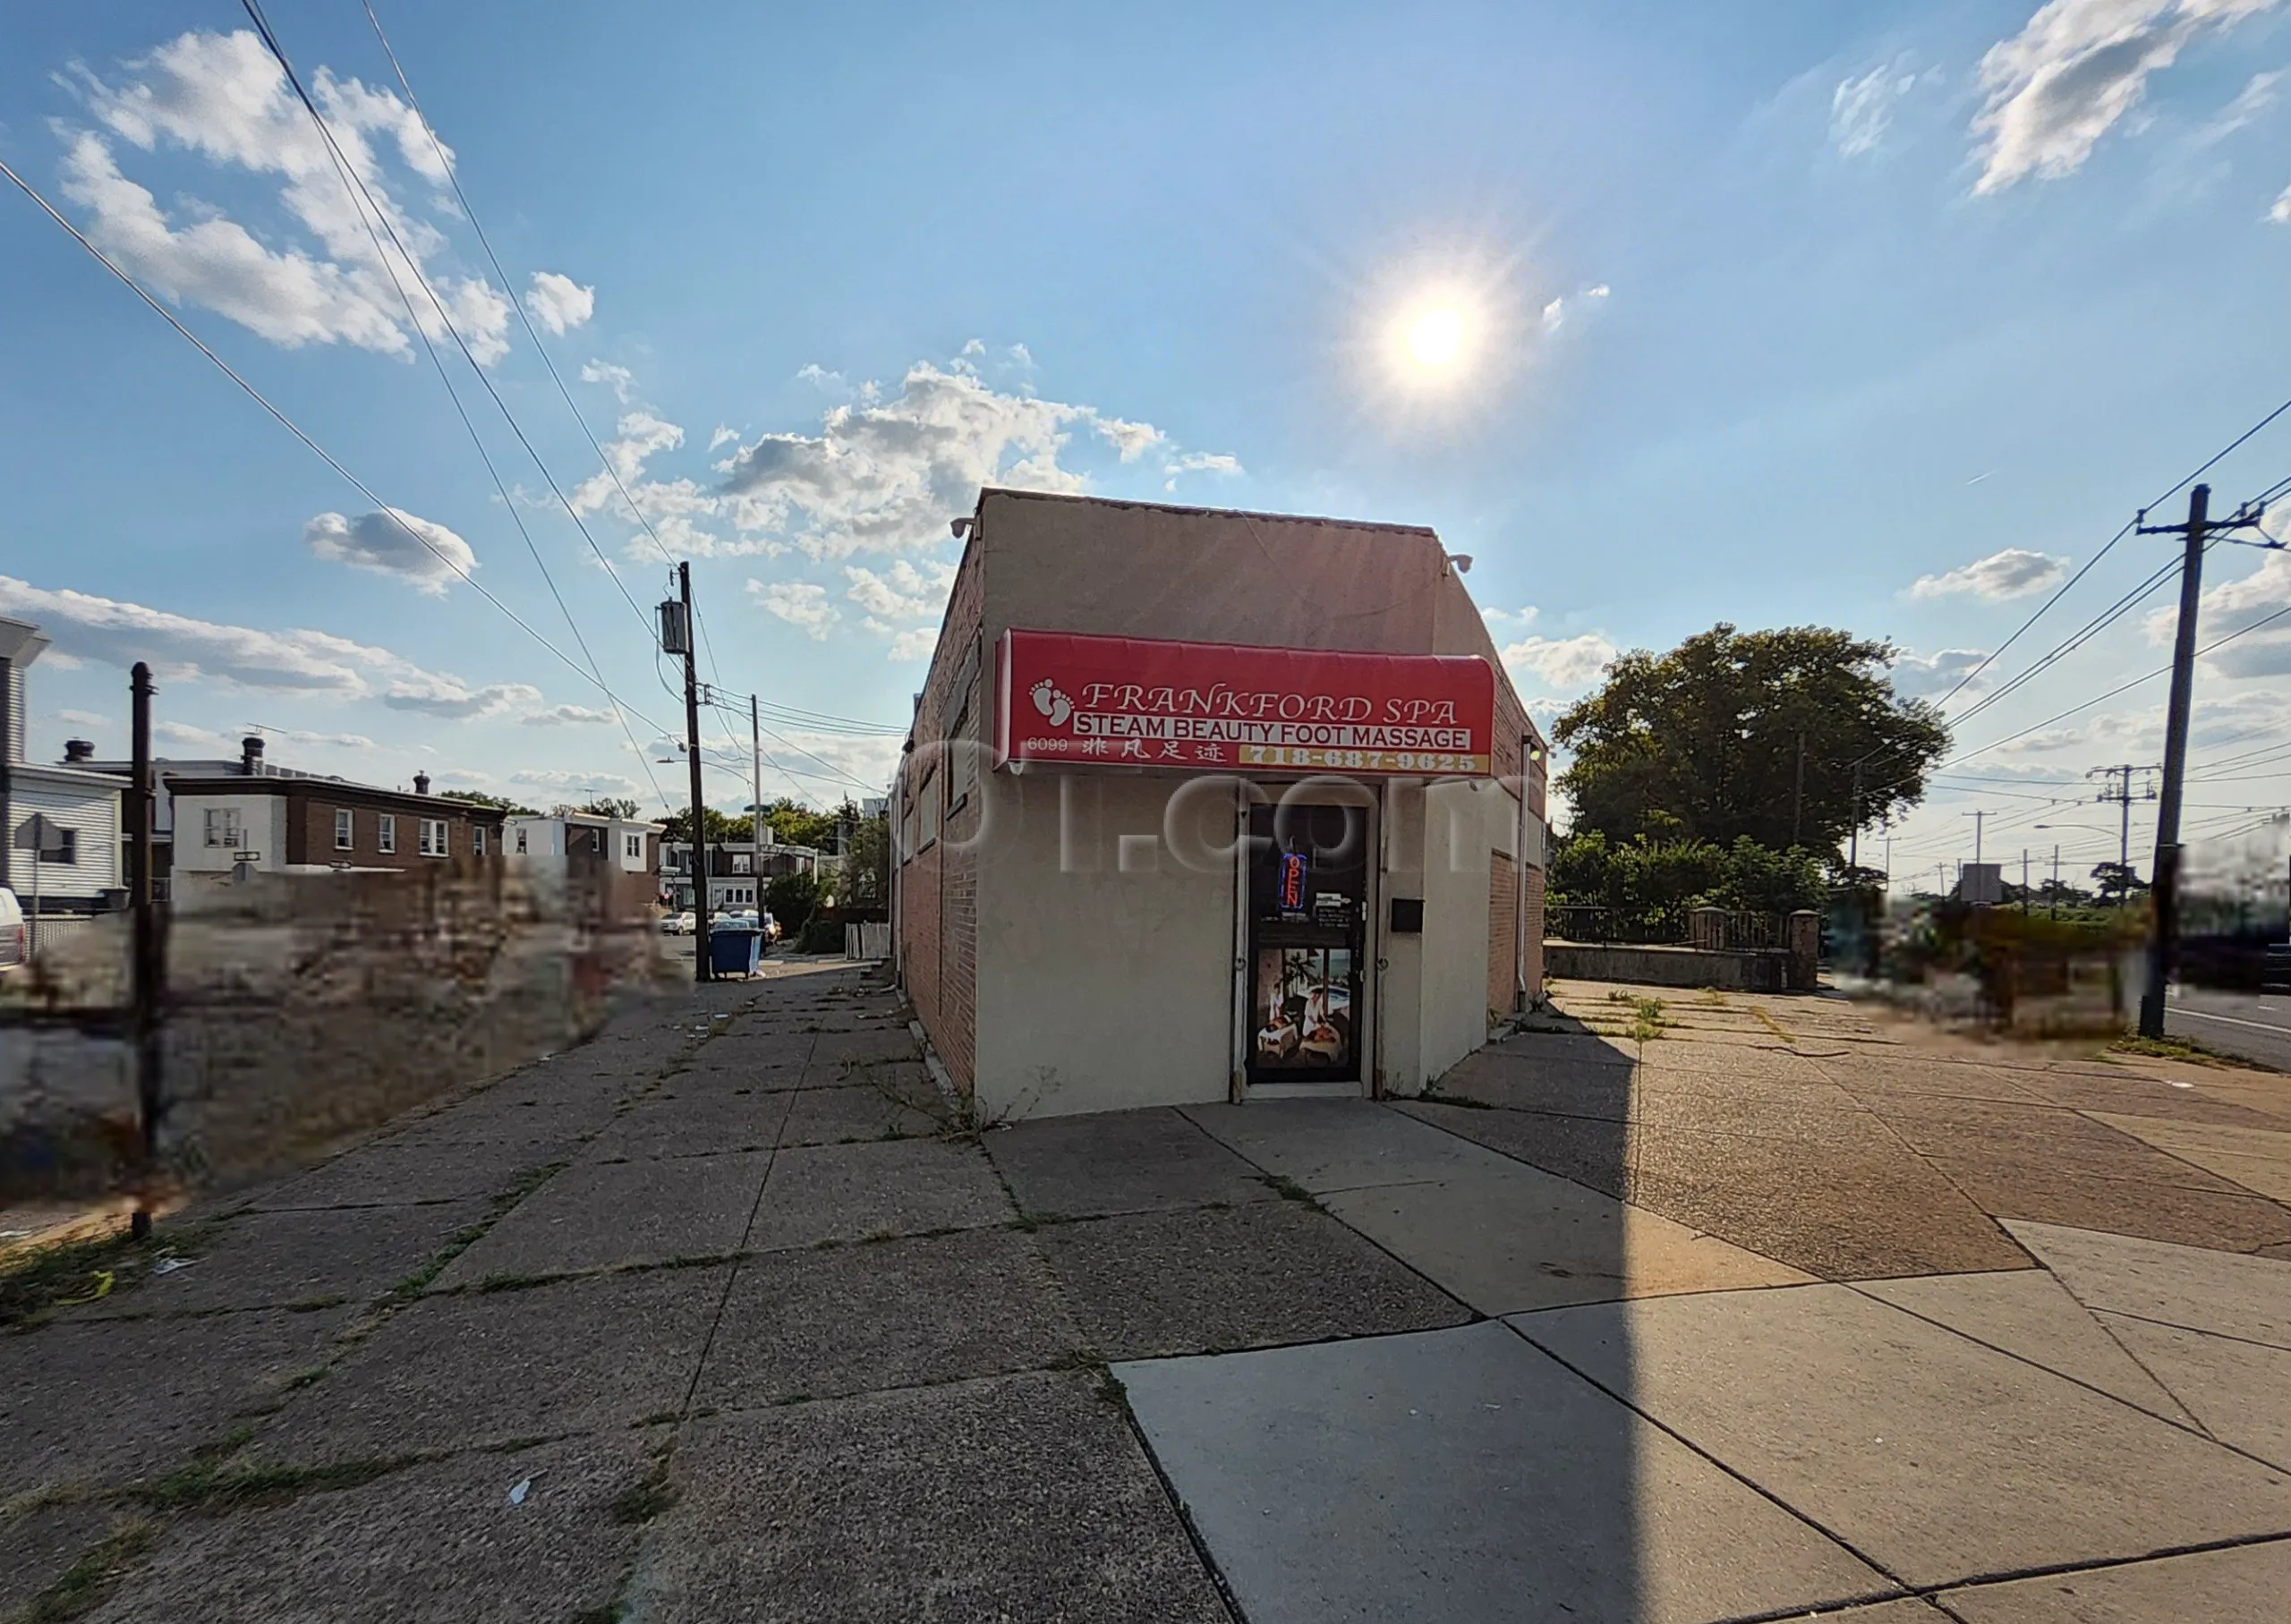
[12,812,70,855]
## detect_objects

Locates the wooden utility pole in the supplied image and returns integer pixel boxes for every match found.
[2133,484,2266,1037]
[128,662,162,1240]
[667,565,712,982]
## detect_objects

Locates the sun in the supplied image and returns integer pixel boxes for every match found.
[1406,305,1466,370]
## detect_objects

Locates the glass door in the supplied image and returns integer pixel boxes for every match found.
[1245,803,1367,1084]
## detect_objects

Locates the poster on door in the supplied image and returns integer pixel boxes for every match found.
[1252,947,1354,1070]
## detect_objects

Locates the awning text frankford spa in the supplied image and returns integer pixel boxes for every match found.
[994,628,1496,777]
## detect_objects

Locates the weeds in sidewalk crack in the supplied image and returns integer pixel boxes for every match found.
[609,1477,679,1526]
[21,1519,158,1623]
[1262,1174,1321,1209]
[134,1454,422,1514]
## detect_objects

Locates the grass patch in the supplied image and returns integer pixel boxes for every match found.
[1262,1174,1321,1208]
[134,1454,418,1514]
[385,1223,489,1302]
[281,1365,329,1392]
[21,1520,159,1623]
[191,1425,255,1463]
[283,1294,348,1314]
[1749,1006,1795,1043]
[0,1218,218,1331]
[1625,996,1667,1043]
[2109,1033,2275,1072]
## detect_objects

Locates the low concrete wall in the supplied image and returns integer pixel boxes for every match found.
[1545,940,1790,991]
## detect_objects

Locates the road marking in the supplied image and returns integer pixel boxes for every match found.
[2171,1007,2291,1037]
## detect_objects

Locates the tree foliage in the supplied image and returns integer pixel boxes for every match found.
[437,789,539,816]
[566,796,642,821]
[1554,624,1949,855]
[766,870,826,934]
[1547,829,1827,936]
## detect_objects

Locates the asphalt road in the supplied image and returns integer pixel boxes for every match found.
[2167,986,2291,1072]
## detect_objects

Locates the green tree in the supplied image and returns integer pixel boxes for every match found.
[659,806,738,845]
[572,796,642,821]
[438,789,539,816]
[1554,624,1949,855]
[766,869,826,933]
[840,815,890,906]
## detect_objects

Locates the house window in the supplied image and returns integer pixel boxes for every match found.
[418,818,449,857]
[378,814,397,855]
[334,808,353,850]
[38,827,78,866]
[473,826,487,857]
[626,833,642,859]
[203,808,243,849]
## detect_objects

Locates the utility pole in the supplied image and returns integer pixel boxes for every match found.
[2050,845,2060,920]
[2021,849,2030,914]
[1963,809,1987,866]
[666,565,711,982]
[750,694,764,855]
[128,662,162,1240]
[2088,763,2157,906]
[2133,484,2267,1036]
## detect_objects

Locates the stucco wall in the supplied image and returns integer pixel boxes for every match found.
[1418,778,1495,1085]
[973,769,1233,1119]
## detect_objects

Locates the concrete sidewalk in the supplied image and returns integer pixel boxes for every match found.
[3,967,2288,1621]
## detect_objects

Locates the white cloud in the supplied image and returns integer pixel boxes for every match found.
[747,579,839,639]
[843,559,956,620]
[154,720,230,748]
[1538,284,1611,336]
[249,724,376,750]
[1907,548,2068,599]
[580,359,635,403]
[709,425,740,451]
[2196,66,2284,143]
[1502,632,1617,690]
[884,627,938,662]
[1094,417,1163,461]
[524,270,593,335]
[1890,647,1993,695]
[303,506,475,593]
[509,768,643,795]
[0,573,543,719]
[1832,59,1921,157]
[1971,0,2281,195]
[562,348,1235,563]
[56,709,107,727]
[1163,450,1244,492]
[521,703,619,727]
[63,29,515,362]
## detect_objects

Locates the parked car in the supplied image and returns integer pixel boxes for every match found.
[660,910,695,936]
[0,888,22,972]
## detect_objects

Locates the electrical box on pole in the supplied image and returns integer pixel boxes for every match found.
[659,599,692,657]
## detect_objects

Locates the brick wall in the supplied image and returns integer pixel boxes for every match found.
[277,788,502,872]
[896,528,986,1096]
[1487,851,1519,1017]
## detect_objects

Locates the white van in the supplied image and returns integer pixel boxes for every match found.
[0,888,24,973]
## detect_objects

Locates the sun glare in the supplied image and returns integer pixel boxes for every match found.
[1406,306,1465,369]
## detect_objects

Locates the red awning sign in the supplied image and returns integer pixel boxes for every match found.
[994,629,1495,777]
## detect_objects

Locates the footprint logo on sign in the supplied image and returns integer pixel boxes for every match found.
[1030,678,1074,727]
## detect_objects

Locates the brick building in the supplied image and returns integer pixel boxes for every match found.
[892,489,1549,1122]
[166,767,507,877]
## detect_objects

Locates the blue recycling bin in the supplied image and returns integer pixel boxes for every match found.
[709,927,763,977]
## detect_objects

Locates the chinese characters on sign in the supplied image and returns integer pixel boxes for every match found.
[994,629,1496,777]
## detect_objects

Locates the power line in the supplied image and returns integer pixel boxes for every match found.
[0,149,711,811]
[238,0,671,815]
[1926,388,2291,718]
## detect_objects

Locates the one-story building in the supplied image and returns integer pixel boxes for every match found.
[892,489,1549,1121]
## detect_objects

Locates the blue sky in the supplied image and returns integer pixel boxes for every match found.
[4,2,2290,889]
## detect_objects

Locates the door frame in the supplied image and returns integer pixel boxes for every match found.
[1231,779,1378,1101]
